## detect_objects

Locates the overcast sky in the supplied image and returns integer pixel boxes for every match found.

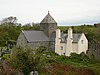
[0,0,100,26]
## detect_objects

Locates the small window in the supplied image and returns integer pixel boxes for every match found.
[61,46,63,50]
[81,40,83,44]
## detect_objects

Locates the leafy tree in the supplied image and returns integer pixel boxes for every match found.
[22,23,40,30]
[1,16,17,24]
[0,17,21,47]
[6,46,46,75]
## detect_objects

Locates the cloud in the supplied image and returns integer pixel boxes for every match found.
[0,0,100,25]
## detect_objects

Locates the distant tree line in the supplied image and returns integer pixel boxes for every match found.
[59,25,100,41]
[0,16,40,47]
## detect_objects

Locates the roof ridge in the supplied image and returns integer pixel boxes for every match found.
[40,12,57,23]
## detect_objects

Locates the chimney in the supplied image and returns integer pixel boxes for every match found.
[56,29,61,39]
[55,29,61,54]
[65,28,73,56]
[68,28,73,39]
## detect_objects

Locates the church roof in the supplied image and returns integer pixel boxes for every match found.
[23,31,49,42]
[41,12,57,23]
[61,33,82,43]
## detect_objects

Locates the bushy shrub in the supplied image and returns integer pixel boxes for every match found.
[69,53,82,63]
[69,52,98,65]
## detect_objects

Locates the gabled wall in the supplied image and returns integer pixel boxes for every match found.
[17,32,27,47]
[78,33,88,54]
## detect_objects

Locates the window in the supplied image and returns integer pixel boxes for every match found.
[81,40,83,44]
[61,46,63,50]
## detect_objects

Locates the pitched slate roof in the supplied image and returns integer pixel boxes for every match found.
[41,12,57,23]
[61,33,82,43]
[22,31,49,42]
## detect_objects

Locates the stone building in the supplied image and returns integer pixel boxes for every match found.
[55,28,88,56]
[17,12,57,50]
[17,12,88,56]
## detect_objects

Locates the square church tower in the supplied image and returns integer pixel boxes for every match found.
[40,12,57,39]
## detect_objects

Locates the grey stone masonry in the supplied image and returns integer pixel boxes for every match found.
[40,12,57,39]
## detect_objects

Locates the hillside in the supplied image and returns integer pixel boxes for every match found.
[1,47,100,75]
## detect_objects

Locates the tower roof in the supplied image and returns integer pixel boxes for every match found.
[41,12,57,23]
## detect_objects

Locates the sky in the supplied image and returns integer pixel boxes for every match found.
[0,0,100,26]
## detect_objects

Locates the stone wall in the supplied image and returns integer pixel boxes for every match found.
[87,40,100,60]
[17,32,50,50]
[40,23,57,38]
[27,41,49,50]
[49,41,55,51]
[17,32,28,47]
[78,33,88,54]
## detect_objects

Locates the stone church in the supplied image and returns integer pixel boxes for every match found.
[17,12,88,56]
[17,12,57,50]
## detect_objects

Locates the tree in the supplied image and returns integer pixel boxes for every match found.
[6,46,46,75]
[22,23,40,30]
[1,16,17,24]
[0,19,21,47]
